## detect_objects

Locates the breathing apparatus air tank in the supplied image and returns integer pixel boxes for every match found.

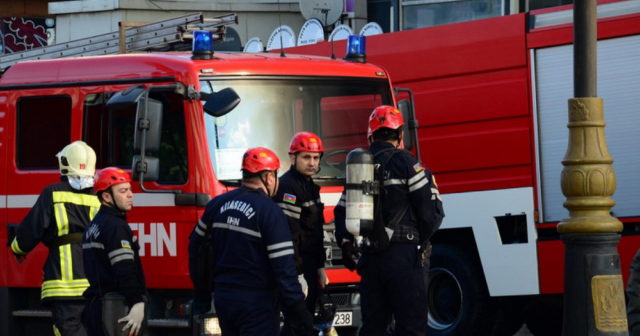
[345,148,376,237]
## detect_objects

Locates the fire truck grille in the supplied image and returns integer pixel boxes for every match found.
[329,293,351,307]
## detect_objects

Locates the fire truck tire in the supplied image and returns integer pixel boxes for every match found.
[427,244,496,336]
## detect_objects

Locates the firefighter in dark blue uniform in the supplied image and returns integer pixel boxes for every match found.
[627,249,640,335]
[335,105,444,336]
[189,147,314,336]
[82,168,147,336]
[10,141,100,336]
[274,132,329,335]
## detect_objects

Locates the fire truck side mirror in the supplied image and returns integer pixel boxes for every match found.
[133,97,163,153]
[132,155,160,182]
[203,87,240,117]
[106,85,146,110]
[397,99,414,150]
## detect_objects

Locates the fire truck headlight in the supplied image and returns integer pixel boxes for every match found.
[192,30,214,60]
[351,293,360,305]
[344,35,366,63]
[202,315,222,335]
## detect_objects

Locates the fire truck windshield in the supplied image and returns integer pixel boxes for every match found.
[200,77,392,183]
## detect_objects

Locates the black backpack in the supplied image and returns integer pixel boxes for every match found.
[363,148,410,252]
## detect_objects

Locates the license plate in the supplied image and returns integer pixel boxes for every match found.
[333,311,353,326]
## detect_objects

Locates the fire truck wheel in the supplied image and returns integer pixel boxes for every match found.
[427,244,496,336]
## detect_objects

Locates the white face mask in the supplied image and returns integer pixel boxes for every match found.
[68,175,95,190]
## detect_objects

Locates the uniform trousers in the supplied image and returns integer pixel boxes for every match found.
[50,300,87,336]
[214,287,280,336]
[358,243,429,336]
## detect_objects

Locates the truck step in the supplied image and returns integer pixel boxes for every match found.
[148,318,189,328]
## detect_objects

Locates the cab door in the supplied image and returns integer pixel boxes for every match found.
[81,86,195,289]
[4,88,78,287]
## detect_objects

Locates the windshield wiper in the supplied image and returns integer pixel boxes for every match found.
[312,175,345,186]
[219,179,242,187]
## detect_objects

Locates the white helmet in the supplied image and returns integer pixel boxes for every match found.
[56,141,96,177]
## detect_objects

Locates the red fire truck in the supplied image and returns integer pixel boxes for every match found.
[290,0,640,335]
[0,36,412,333]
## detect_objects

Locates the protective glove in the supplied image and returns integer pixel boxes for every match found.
[118,302,145,336]
[191,296,211,316]
[283,300,315,336]
[341,240,357,271]
[298,274,308,298]
[317,268,329,288]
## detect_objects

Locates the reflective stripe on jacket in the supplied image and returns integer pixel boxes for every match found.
[12,181,100,300]
[82,205,147,306]
[273,166,326,271]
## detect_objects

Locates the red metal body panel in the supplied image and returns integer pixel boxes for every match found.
[290,14,527,83]
[291,14,533,195]
[536,239,564,294]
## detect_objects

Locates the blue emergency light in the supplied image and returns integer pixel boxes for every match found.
[344,35,366,63]
[192,30,214,60]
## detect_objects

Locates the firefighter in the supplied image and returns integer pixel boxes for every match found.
[627,249,640,335]
[82,168,147,336]
[9,140,100,336]
[189,147,314,336]
[274,132,329,335]
[335,105,444,336]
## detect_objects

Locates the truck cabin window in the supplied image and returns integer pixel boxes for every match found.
[83,90,188,185]
[200,77,391,184]
[16,95,71,170]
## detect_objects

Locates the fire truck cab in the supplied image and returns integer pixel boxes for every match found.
[0,48,405,335]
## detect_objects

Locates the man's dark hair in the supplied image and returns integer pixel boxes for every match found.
[96,190,108,203]
[242,170,272,180]
[372,127,402,142]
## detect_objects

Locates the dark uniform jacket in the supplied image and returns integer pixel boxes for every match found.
[82,205,146,306]
[627,249,640,335]
[335,141,444,248]
[189,186,304,309]
[273,166,326,272]
[11,181,100,301]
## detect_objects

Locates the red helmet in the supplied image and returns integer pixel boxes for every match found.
[94,167,132,193]
[367,105,404,137]
[289,132,324,154]
[242,147,281,173]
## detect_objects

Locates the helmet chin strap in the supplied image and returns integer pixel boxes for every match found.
[259,172,274,197]
[107,188,125,212]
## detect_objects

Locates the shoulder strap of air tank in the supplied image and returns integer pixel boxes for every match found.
[372,148,409,230]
